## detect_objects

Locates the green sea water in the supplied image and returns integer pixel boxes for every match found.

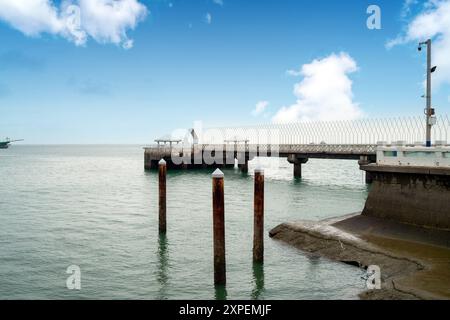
[0,145,370,299]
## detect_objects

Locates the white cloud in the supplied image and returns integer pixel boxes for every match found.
[205,12,212,24]
[252,101,269,116]
[286,69,302,77]
[385,37,406,49]
[213,0,224,6]
[401,0,418,18]
[0,0,63,36]
[76,0,147,48]
[272,52,363,123]
[0,0,148,49]
[387,0,450,88]
[122,39,134,50]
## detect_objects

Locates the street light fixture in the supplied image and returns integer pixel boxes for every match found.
[418,39,437,147]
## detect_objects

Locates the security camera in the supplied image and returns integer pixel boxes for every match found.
[418,46,422,51]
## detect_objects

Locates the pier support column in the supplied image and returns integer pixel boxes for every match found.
[238,159,249,173]
[293,162,302,179]
[365,171,374,184]
[144,152,152,170]
[359,156,376,184]
[288,155,308,179]
[236,151,249,173]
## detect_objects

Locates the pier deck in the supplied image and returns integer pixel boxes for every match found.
[144,143,377,179]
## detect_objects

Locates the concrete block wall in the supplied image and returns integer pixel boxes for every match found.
[362,168,450,230]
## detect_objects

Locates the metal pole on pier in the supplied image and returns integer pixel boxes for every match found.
[418,39,437,147]
[253,167,264,262]
[159,159,167,234]
[212,169,226,285]
[426,39,432,147]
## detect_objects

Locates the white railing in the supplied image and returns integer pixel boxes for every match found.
[377,145,450,168]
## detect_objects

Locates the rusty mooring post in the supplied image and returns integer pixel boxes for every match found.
[212,168,226,285]
[159,159,167,234]
[253,167,264,262]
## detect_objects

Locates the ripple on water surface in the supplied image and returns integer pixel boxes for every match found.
[0,146,369,299]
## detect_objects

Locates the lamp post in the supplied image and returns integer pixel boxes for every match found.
[418,39,437,147]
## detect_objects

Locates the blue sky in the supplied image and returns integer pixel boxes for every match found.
[0,0,449,144]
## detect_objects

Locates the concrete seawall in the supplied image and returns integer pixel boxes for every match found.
[270,164,450,299]
[361,164,450,230]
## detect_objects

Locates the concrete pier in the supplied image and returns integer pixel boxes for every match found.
[144,143,378,179]
[144,145,253,173]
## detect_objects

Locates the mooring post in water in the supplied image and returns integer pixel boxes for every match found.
[159,159,167,234]
[212,168,226,285]
[253,167,264,262]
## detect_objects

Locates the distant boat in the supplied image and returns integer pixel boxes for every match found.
[0,138,24,149]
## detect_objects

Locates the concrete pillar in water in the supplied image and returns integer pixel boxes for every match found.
[253,167,264,262]
[144,151,152,170]
[288,155,308,179]
[359,156,375,184]
[159,159,167,234]
[212,169,226,285]
[239,159,249,173]
[293,162,302,179]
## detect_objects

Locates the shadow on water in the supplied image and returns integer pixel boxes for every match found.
[214,284,228,300]
[156,234,169,299]
[251,262,265,300]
